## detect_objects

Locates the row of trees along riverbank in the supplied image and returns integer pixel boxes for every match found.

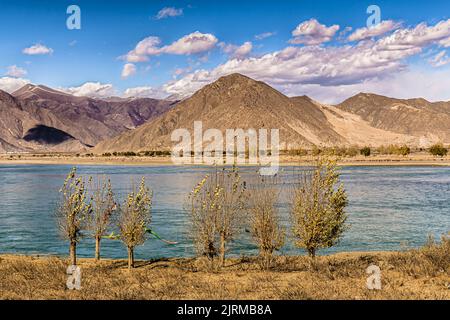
[56,159,348,270]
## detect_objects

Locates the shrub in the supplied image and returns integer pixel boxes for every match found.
[287,149,307,156]
[378,144,410,156]
[360,146,371,157]
[143,151,156,157]
[420,234,450,273]
[123,151,137,157]
[312,146,322,156]
[397,145,411,156]
[429,143,448,157]
[345,146,359,157]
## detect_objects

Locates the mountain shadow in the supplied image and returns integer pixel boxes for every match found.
[23,125,77,145]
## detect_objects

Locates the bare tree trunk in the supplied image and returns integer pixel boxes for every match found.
[95,236,101,261]
[127,246,134,269]
[307,248,317,270]
[308,247,316,258]
[219,233,226,267]
[261,250,271,269]
[69,240,77,265]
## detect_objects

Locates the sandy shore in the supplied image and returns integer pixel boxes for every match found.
[1,154,449,167]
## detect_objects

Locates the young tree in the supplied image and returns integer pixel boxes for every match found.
[88,177,116,261]
[360,146,371,157]
[291,159,348,258]
[187,174,219,262]
[118,177,152,269]
[429,143,448,157]
[397,145,411,156]
[216,167,247,266]
[56,167,92,265]
[248,175,285,268]
[188,167,247,267]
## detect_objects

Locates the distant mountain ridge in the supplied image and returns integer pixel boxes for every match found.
[1,73,449,153]
[94,73,443,153]
[337,93,450,143]
[0,85,175,152]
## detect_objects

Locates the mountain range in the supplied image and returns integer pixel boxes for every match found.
[1,73,449,153]
[0,84,175,152]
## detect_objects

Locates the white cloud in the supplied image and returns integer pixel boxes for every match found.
[134,36,161,55]
[161,19,450,100]
[123,32,218,63]
[440,37,450,47]
[307,68,450,104]
[219,41,253,59]
[429,50,450,67]
[156,7,183,19]
[233,42,253,59]
[255,32,276,40]
[377,19,450,51]
[123,36,161,62]
[5,65,27,78]
[0,77,30,93]
[62,82,117,98]
[60,83,168,99]
[172,66,193,78]
[121,63,137,78]
[269,69,447,104]
[22,43,53,55]
[163,70,212,97]
[123,86,167,99]
[348,20,401,41]
[289,19,339,45]
[162,31,218,55]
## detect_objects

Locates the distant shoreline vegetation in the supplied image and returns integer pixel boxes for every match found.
[3,143,448,158]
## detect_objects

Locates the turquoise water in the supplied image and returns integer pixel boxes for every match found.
[0,165,449,259]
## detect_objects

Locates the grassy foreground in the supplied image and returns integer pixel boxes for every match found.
[1,242,449,300]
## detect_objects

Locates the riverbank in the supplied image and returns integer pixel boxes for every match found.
[1,245,448,299]
[1,154,450,167]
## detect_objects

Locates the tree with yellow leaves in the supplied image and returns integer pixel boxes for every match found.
[291,158,348,258]
[87,176,117,261]
[56,167,92,265]
[188,167,247,267]
[118,177,152,269]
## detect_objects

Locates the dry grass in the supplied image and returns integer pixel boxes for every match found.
[1,243,448,300]
[0,237,448,300]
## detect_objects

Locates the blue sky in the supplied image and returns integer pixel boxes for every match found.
[1,0,450,102]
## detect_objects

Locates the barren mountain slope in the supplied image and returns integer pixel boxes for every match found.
[0,90,88,152]
[0,90,39,152]
[337,93,450,144]
[316,103,421,147]
[3,75,448,154]
[94,73,348,152]
[12,85,175,147]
